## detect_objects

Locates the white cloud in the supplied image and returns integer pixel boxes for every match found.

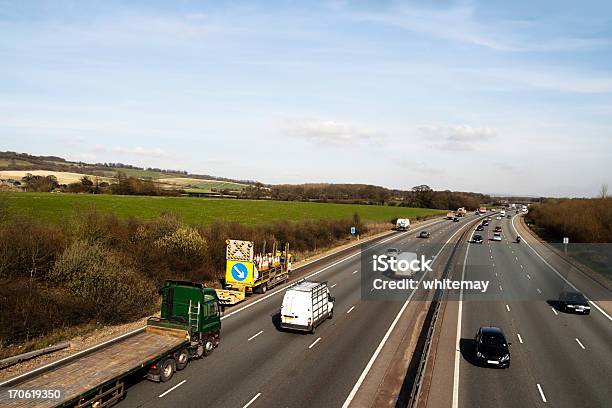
[419,125,497,151]
[285,120,382,146]
[91,145,169,158]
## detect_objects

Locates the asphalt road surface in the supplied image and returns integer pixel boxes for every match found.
[453,213,612,408]
[119,216,475,408]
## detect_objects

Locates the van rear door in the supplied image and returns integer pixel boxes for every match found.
[281,291,310,328]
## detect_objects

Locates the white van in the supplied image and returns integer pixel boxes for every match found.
[280,281,334,334]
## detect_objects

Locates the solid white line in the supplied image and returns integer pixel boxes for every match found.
[243,392,262,408]
[308,337,322,349]
[517,333,524,344]
[575,338,586,350]
[345,220,474,408]
[158,380,187,398]
[511,215,612,322]
[346,306,355,314]
[506,304,510,312]
[537,383,547,403]
[551,307,558,315]
[330,283,337,288]
[248,330,263,342]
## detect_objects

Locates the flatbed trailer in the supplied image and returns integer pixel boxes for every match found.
[0,280,222,408]
[1,325,188,408]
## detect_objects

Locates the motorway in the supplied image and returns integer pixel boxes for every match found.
[119,215,476,408]
[427,213,612,408]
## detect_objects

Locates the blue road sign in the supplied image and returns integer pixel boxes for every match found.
[351,226,356,234]
[231,262,249,282]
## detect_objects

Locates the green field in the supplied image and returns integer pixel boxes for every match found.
[2,192,446,225]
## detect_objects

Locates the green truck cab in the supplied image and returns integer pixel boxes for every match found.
[146,280,222,381]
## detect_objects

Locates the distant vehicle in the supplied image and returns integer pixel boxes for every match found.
[500,210,506,217]
[396,218,410,231]
[419,230,431,238]
[506,214,511,218]
[474,326,511,368]
[494,226,502,233]
[453,217,460,222]
[456,207,467,217]
[386,248,400,258]
[516,236,521,243]
[280,281,334,333]
[447,212,456,220]
[482,220,490,226]
[476,225,484,231]
[496,216,502,220]
[558,291,590,314]
[473,235,483,244]
[521,205,528,212]
[478,207,487,214]
[492,232,502,241]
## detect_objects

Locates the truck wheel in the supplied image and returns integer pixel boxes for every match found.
[175,348,189,371]
[261,283,267,294]
[328,309,333,319]
[203,336,215,356]
[310,324,316,335]
[159,358,176,382]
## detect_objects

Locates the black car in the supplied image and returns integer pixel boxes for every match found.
[473,234,483,244]
[558,291,591,314]
[482,220,490,226]
[419,230,430,238]
[453,217,460,222]
[474,326,511,368]
[476,225,484,231]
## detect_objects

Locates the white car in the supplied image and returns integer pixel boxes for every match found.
[492,232,502,241]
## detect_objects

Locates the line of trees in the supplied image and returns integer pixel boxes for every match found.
[526,197,612,243]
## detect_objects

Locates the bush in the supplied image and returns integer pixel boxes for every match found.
[49,240,156,321]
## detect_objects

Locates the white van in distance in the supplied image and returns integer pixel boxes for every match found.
[280,281,334,334]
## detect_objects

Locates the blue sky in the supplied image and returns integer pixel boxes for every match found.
[1,0,611,196]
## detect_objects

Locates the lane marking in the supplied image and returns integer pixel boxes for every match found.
[536,384,547,403]
[243,392,261,408]
[158,380,187,398]
[517,333,523,343]
[248,330,263,342]
[346,306,355,314]
[511,215,612,322]
[346,220,475,408]
[537,288,542,294]
[551,308,558,316]
[330,283,337,288]
[499,285,503,291]
[308,337,322,349]
[352,270,358,274]
[506,304,510,312]
[575,338,586,350]
[526,274,531,280]
[520,264,524,269]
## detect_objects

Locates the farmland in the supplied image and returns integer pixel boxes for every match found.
[1,192,446,225]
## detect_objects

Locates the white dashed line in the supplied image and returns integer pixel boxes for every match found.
[551,308,558,316]
[346,306,355,314]
[517,333,524,343]
[526,274,531,279]
[352,270,358,274]
[537,384,547,403]
[506,304,510,312]
[330,283,337,288]
[158,380,187,398]
[575,338,586,350]
[308,337,322,349]
[248,330,263,342]
[243,392,262,408]
[499,285,503,291]
[537,288,542,294]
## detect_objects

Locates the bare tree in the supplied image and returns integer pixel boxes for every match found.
[599,183,609,198]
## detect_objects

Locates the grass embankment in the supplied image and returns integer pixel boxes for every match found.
[526,198,612,279]
[3,192,445,225]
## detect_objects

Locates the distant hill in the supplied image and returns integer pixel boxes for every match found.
[0,151,256,193]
